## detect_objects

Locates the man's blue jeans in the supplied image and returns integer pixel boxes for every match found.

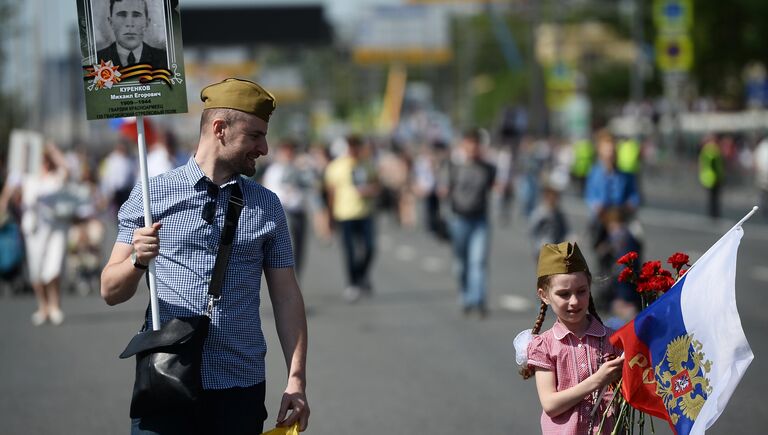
[339,217,376,287]
[449,216,490,309]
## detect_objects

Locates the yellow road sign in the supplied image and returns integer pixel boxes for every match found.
[656,33,693,72]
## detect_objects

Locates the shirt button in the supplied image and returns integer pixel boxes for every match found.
[578,343,582,348]
[581,363,586,368]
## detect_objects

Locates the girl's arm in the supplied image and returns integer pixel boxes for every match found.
[534,355,624,418]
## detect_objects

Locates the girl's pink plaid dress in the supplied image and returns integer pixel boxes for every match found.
[527,316,620,434]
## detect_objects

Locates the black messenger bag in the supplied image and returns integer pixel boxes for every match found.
[119,184,244,418]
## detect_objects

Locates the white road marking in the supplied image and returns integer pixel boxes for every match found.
[499,294,533,312]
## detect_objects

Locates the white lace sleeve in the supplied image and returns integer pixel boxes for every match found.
[513,329,533,367]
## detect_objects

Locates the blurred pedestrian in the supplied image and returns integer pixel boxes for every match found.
[616,136,642,201]
[100,78,309,433]
[262,139,313,276]
[377,142,415,228]
[570,138,594,196]
[698,134,725,219]
[442,128,500,317]
[584,129,640,252]
[99,141,136,214]
[145,136,175,177]
[596,207,642,319]
[307,145,333,242]
[413,140,449,241]
[517,138,551,219]
[67,157,106,296]
[755,136,768,219]
[494,142,515,226]
[325,135,379,302]
[0,161,26,295]
[528,183,569,260]
[7,142,72,325]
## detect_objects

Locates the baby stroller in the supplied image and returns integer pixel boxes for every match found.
[0,215,26,296]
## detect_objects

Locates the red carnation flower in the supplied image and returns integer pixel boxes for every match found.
[655,269,676,293]
[679,268,688,276]
[617,251,639,266]
[635,261,677,293]
[667,253,690,271]
[639,261,662,280]
[618,268,634,283]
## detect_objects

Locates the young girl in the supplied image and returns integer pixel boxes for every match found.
[515,242,625,434]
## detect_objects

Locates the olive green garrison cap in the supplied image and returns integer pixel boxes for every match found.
[536,241,589,278]
[200,78,276,122]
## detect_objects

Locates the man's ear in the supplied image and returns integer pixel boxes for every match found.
[211,119,227,142]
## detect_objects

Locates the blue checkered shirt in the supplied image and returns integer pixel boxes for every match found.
[117,157,294,389]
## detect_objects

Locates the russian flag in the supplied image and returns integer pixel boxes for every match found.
[610,227,753,434]
[109,116,157,145]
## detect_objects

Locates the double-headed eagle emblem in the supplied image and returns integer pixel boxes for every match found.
[655,334,713,425]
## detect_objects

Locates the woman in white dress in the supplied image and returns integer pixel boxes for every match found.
[9,143,72,325]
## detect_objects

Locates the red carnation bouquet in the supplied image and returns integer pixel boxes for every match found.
[616,251,689,307]
[596,251,691,433]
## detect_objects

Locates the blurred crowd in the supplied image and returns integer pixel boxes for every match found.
[1,112,767,327]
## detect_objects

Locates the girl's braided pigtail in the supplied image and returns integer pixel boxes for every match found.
[520,300,548,380]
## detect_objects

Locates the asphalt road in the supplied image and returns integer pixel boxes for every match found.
[1,182,766,434]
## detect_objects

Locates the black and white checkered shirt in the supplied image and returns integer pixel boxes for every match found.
[117,157,294,389]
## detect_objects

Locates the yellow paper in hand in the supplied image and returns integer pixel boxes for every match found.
[261,423,299,435]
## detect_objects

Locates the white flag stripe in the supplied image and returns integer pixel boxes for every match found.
[680,227,754,434]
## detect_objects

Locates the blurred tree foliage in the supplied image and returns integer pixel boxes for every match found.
[690,0,768,102]
[458,0,768,128]
[456,12,533,129]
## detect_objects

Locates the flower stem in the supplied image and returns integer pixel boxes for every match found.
[611,400,629,435]
[598,380,623,433]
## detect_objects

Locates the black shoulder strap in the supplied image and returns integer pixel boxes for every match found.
[208,182,244,298]
[142,182,244,330]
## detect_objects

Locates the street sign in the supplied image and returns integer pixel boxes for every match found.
[653,0,693,33]
[656,33,693,72]
[352,5,452,65]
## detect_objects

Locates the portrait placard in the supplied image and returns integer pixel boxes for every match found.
[8,130,44,177]
[76,0,187,120]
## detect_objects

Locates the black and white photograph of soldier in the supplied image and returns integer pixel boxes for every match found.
[95,0,168,69]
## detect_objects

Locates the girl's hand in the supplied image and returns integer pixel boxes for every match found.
[594,355,624,387]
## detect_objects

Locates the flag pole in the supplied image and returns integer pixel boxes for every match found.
[731,206,759,231]
[136,115,161,331]
[683,206,759,276]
